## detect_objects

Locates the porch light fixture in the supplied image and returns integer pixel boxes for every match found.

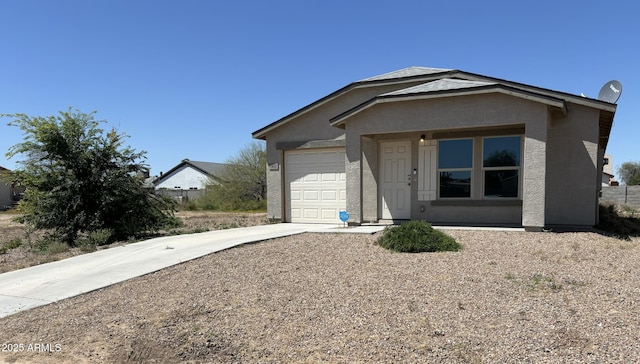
[420,134,426,142]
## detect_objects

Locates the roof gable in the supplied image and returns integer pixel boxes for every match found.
[252,66,455,139]
[253,66,619,149]
[154,160,227,185]
[330,78,570,127]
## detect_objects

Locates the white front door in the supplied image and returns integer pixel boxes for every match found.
[380,141,411,220]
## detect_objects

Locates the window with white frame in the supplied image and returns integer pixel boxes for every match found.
[482,136,521,198]
[438,139,473,198]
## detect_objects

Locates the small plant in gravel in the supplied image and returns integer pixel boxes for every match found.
[376,220,460,253]
[42,241,70,255]
[528,274,563,292]
[76,229,114,252]
[0,237,23,254]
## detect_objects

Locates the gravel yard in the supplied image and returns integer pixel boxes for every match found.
[1,229,640,363]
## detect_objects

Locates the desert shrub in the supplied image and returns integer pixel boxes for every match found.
[0,238,22,254]
[89,228,114,246]
[45,241,70,254]
[184,200,199,211]
[193,184,266,211]
[4,109,181,245]
[376,220,460,253]
[5,237,22,250]
[77,228,114,251]
[597,204,640,239]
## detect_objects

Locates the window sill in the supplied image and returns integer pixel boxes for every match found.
[431,199,522,207]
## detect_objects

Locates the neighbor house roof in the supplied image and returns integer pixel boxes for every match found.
[252,66,618,149]
[154,160,227,185]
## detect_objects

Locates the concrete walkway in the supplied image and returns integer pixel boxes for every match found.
[0,223,384,318]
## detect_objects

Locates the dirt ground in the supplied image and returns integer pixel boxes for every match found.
[1,228,639,363]
[3,210,640,362]
[0,210,268,274]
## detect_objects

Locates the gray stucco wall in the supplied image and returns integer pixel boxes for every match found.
[344,93,546,226]
[261,84,605,228]
[544,104,601,226]
[262,80,434,221]
[521,112,548,228]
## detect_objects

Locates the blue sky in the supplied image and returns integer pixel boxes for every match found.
[1,0,638,176]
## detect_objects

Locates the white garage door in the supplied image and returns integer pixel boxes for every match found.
[285,148,346,223]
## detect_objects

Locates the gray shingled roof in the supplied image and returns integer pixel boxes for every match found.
[153,160,228,186]
[254,66,618,149]
[382,78,496,96]
[358,66,452,82]
[187,160,227,176]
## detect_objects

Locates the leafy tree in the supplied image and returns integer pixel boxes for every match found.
[199,142,266,211]
[2,109,179,245]
[617,161,640,186]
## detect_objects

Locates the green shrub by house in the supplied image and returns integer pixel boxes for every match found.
[376,220,460,253]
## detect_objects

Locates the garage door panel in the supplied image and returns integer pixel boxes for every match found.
[303,153,319,164]
[303,208,319,219]
[320,151,339,164]
[303,190,319,201]
[321,189,337,200]
[321,208,339,219]
[321,173,338,182]
[285,148,346,223]
[290,190,301,200]
[287,153,304,165]
[304,173,319,182]
[290,208,302,219]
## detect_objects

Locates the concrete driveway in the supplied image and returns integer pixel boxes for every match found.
[0,223,384,318]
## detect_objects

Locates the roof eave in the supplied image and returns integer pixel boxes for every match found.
[599,109,616,150]
[457,70,617,113]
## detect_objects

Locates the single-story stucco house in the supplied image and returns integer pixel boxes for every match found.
[252,67,618,231]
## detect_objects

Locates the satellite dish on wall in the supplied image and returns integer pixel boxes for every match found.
[597,80,623,103]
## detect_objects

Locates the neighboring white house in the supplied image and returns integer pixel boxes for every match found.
[0,166,11,210]
[153,160,226,190]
